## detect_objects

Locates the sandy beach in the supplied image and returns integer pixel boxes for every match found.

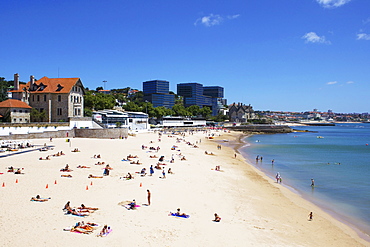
[0,130,368,247]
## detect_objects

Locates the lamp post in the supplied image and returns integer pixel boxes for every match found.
[103,80,107,90]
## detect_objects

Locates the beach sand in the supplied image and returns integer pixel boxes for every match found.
[0,130,368,247]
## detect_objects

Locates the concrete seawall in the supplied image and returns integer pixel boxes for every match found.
[225,125,292,133]
[0,128,128,140]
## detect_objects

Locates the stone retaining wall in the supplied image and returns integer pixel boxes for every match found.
[0,128,128,140]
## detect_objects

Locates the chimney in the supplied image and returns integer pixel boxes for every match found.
[30,75,35,85]
[14,73,19,90]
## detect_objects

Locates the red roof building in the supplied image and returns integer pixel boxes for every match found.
[0,99,32,123]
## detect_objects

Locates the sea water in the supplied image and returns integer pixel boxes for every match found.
[238,123,370,238]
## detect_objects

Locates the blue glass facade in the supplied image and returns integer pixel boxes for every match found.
[203,86,224,98]
[143,80,169,94]
[143,80,174,108]
[177,83,225,116]
[144,93,175,108]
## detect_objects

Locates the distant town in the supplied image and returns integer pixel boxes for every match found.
[0,74,368,129]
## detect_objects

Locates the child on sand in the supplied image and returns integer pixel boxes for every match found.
[213,213,221,222]
[308,212,313,221]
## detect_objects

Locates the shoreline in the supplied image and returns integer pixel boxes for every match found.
[221,131,370,243]
[0,130,368,246]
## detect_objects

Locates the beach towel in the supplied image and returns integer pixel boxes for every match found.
[169,213,190,218]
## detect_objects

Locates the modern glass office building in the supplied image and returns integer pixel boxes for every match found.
[143,80,175,108]
[203,86,224,98]
[177,83,225,116]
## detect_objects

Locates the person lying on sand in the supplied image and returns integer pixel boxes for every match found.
[77,165,90,168]
[30,195,51,202]
[149,155,158,158]
[130,160,142,165]
[14,168,24,174]
[181,156,187,161]
[78,204,99,211]
[154,163,162,170]
[171,208,188,217]
[71,148,80,152]
[7,166,14,172]
[127,155,138,159]
[78,204,99,212]
[39,155,51,160]
[168,168,173,174]
[61,174,72,178]
[66,209,89,217]
[88,174,103,178]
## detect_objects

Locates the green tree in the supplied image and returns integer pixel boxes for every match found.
[30,108,48,122]
[111,87,130,94]
[84,108,93,117]
[187,105,200,116]
[172,104,190,116]
[199,107,212,118]
[84,91,115,111]
[153,106,173,119]
[2,109,11,122]
[130,91,144,103]
[0,77,10,102]
[210,112,229,122]
[115,122,122,128]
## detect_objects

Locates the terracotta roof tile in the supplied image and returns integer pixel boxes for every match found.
[25,76,81,94]
[0,99,32,109]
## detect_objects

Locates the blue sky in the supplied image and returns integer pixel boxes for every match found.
[1,0,369,113]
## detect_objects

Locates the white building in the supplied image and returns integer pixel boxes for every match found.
[158,116,206,127]
[92,110,149,130]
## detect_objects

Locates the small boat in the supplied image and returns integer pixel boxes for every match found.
[317,136,324,139]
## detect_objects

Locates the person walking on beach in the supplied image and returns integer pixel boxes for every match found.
[311,179,315,187]
[150,165,154,176]
[308,212,313,221]
[272,159,274,165]
[276,172,281,183]
[147,189,151,205]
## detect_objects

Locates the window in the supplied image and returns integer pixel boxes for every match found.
[44,95,46,101]
[37,95,40,101]
[58,95,61,102]
[20,119,22,122]
[57,108,62,115]
[32,95,35,101]
[19,110,22,113]
[71,96,73,102]
[14,119,16,122]
[13,110,17,112]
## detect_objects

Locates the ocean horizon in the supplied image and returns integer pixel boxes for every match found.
[238,123,370,240]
